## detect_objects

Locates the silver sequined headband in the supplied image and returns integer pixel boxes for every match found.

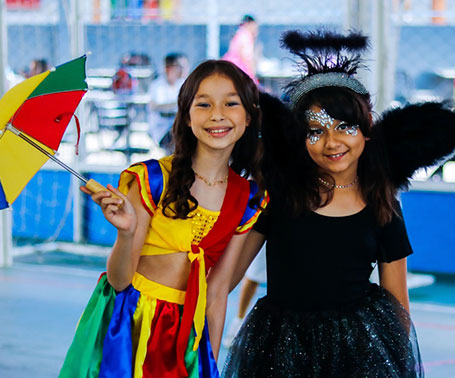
[289,72,369,109]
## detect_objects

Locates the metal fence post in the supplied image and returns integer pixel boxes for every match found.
[0,0,13,267]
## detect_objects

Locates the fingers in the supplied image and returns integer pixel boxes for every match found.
[80,186,92,195]
[79,185,118,206]
[106,184,128,201]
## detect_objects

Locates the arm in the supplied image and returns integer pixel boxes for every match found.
[81,181,151,291]
[378,257,410,313]
[229,230,265,292]
[206,230,265,359]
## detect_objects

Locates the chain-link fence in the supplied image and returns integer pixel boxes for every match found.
[4,0,455,253]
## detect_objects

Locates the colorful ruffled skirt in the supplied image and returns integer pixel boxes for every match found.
[60,272,219,378]
[222,284,423,378]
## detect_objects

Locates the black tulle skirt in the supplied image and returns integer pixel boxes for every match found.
[222,284,423,378]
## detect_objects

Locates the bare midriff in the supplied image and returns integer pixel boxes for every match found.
[136,253,191,291]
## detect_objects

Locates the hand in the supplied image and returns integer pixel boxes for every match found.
[80,184,137,236]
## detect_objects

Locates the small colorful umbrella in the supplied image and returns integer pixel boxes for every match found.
[0,56,117,210]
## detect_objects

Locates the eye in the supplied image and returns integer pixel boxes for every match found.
[195,102,210,108]
[335,122,359,136]
[226,101,240,107]
[307,128,324,137]
[334,122,349,131]
[307,128,323,145]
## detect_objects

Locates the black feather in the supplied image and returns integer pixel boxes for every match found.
[374,102,455,189]
[258,92,301,195]
[281,30,369,54]
[280,29,369,102]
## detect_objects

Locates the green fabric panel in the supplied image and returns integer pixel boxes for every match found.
[29,56,87,98]
[185,328,200,378]
[59,274,116,378]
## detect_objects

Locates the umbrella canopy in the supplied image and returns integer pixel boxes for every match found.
[0,56,88,209]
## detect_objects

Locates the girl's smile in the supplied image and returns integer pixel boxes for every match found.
[324,151,348,161]
[204,126,233,137]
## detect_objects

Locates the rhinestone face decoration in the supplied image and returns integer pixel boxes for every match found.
[306,122,360,145]
[305,108,334,129]
[308,133,321,145]
[345,125,359,136]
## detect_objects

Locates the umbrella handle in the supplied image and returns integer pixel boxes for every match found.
[85,179,124,208]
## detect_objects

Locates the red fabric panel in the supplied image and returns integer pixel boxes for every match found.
[175,168,250,376]
[201,168,250,269]
[175,257,200,377]
[11,90,86,150]
[143,300,183,378]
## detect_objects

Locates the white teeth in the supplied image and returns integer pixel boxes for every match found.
[330,152,344,158]
[208,128,229,134]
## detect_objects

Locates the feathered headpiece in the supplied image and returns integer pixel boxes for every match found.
[274,29,455,191]
[281,29,370,107]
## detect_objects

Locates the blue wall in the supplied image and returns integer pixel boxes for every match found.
[12,170,118,246]
[83,172,120,245]
[401,191,455,274]
[11,169,455,273]
[12,170,74,242]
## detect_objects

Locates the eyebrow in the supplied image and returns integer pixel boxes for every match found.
[194,92,240,99]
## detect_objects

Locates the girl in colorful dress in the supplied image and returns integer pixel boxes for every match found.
[222,30,455,378]
[60,59,267,378]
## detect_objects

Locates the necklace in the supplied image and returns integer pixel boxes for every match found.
[194,171,228,186]
[318,176,358,189]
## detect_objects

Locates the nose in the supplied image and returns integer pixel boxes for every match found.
[210,104,225,121]
[324,130,341,149]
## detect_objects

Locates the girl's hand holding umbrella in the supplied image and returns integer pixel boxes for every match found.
[80,184,135,235]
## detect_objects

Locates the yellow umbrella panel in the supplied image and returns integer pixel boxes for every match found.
[0,127,54,205]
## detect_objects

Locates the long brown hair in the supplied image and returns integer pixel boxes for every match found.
[287,86,397,225]
[161,60,264,219]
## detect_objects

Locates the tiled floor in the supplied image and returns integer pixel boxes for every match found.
[1,253,454,377]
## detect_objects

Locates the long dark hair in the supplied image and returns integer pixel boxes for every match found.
[285,86,397,225]
[161,60,263,219]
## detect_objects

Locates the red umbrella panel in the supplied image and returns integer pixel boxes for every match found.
[10,55,88,151]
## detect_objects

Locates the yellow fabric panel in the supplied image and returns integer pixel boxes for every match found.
[132,272,186,304]
[0,129,53,204]
[141,206,219,256]
[0,71,49,131]
[133,295,157,378]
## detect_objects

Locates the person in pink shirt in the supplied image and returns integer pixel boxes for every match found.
[223,15,259,84]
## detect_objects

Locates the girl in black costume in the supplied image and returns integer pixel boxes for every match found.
[221,30,455,378]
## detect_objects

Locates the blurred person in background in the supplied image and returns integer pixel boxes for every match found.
[147,52,189,152]
[25,58,49,78]
[223,15,259,84]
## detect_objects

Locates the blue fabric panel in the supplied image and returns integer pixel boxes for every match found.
[198,326,220,378]
[238,180,258,227]
[99,285,140,378]
[144,159,164,206]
